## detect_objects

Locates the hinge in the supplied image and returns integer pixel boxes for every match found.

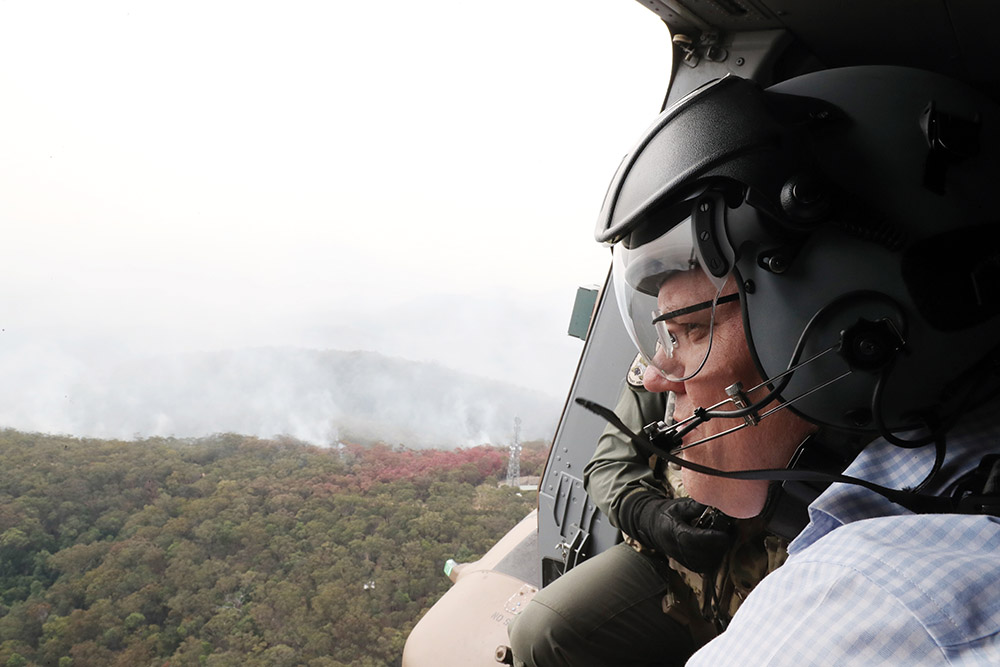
[672,31,728,68]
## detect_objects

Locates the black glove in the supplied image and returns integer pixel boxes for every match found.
[618,491,735,573]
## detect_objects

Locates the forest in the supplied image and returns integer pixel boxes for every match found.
[0,429,547,666]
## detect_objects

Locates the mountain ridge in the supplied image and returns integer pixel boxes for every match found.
[50,347,563,448]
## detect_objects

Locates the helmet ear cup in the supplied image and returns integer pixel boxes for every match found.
[779,173,832,229]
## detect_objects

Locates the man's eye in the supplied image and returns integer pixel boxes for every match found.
[684,322,710,341]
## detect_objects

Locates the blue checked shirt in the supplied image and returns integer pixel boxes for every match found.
[688,405,1000,665]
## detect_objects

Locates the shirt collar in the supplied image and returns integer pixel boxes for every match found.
[788,400,1000,554]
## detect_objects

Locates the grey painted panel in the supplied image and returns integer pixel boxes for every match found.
[537,268,635,580]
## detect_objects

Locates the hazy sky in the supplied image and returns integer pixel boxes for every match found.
[0,1,671,439]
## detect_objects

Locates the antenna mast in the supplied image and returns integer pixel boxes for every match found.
[506,416,522,487]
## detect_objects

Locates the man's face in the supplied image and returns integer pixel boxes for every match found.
[642,269,815,518]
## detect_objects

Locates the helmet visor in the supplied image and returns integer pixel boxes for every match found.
[613,218,738,383]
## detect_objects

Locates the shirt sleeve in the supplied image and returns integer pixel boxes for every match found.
[583,386,667,529]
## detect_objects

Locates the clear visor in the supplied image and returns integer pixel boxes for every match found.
[613,218,738,383]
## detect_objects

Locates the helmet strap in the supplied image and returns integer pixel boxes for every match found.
[575,396,994,538]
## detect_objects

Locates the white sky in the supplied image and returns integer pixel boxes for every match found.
[0,0,670,436]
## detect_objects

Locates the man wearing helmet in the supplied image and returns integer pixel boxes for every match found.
[509,260,827,666]
[630,271,816,518]
[518,64,1000,664]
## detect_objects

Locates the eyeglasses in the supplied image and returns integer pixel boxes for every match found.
[651,292,740,359]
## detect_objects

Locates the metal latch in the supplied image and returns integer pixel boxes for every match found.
[725,381,759,426]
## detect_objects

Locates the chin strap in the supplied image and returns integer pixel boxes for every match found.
[576,397,1000,529]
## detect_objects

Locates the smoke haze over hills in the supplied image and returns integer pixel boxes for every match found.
[0,0,670,451]
[0,347,561,448]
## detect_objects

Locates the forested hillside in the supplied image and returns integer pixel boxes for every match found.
[0,430,546,666]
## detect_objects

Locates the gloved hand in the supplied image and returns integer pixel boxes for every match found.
[618,491,735,573]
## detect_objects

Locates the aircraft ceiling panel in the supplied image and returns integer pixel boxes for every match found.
[766,1,964,77]
[634,0,782,32]
[638,0,1000,86]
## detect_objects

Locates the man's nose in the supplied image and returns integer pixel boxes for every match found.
[643,356,686,394]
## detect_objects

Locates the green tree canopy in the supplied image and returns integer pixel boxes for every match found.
[0,430,541,666]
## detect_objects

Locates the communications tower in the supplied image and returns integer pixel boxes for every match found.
[506,417,522,487]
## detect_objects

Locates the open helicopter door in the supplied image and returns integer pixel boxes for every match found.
[401,268,636,666]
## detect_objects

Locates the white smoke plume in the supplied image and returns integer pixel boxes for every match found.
[0,346,560,448]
